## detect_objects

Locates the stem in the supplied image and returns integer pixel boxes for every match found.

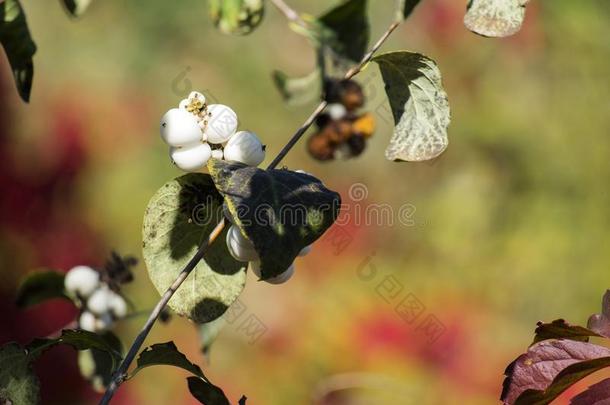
[99,18,402,405]
[269,0,308,28]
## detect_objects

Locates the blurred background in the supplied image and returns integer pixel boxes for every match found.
[1,0,609,403]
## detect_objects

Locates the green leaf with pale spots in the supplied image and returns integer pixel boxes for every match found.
[61,0,93,17]
[1,330,123,404]
[373,51,450,162]
[0,343,39,405]
[0,0,36,102]
[464,0,528,38]
[209,0,264,36]
[142,173,246,324]
[208,159,341,280]
[15,270,70,309]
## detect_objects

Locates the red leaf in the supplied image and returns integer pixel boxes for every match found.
[501,339,610,405]
[570,378,610,405]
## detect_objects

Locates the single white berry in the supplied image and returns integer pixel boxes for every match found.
[250,261,295,284]
[298,245,312,257]
[328,103,347,120]
[178,99,189,110]
[205,104,238,144]
[108,293,128,318]
[223,131,265,166]
[87,286,113,315]
[95,313,114,332]
[211,149,224,160]
[170,143,212,172]
[160,108,203,147]
[226,225,259,262]
[188,91,206,104]
[64,266,100,298]
[79,311,97,332]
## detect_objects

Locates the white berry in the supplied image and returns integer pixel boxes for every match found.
[205,104,238,144]
[226,225,259,262]
[160,108,203,147]
[170,143,212,172]
[250,261,295,284]
[178,99,189,110]
[211,149,224,160]
[188,91,206,104]
[223,131,265,166]
[79,311,97,332]
[328,103,347,120]
[109,293,128,318]
[87,287,113,315]
[64,266,100,298]
[298,245,312,257]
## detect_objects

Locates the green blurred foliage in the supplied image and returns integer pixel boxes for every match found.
[1,0,609,403]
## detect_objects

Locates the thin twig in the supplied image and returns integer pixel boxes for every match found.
[99,17,402,405]
[269,0,308,28]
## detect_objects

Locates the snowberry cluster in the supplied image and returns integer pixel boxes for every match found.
[160,91,266,172]
[224,170,313,284]
[308,79,375,161]
[64,266,128,333]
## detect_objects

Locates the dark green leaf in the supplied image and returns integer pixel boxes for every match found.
[77,332,123,392]
[398,0,422,20]
[319,0,369,63]
[0,343,39,405]
[15,270,70,309]
[187,376,230,405]
[238,396,247,405]
[272,68,322,106]
[130,342,205,380]
[209,0,264,36]
[0,0,36,102]
[208,159,341,280]
[501,339,610,405]
[373,51,450,162]
[142,173,247,324]
[60,0,93,17]
[532,319,601,344]
[464,0,527,38]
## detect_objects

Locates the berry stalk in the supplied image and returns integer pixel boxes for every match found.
[99,17,402,405]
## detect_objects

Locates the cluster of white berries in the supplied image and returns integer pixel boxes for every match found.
[160,91,266,172]
[225,169,314,284]
[64,266,128,333]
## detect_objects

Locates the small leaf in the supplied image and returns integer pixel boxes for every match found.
[60,0,93,17]
[238,396,247,405]
[464,0,527,38]
[501,339,610,405]
[318,0,369,63]
[199,317,225,359]
[0,343,39,405]
[209,0,264,36]
[208,160,341,280]
[15,270,70,309]
[373,51,450,162]
[77,332,123,392]
[130,341,205,380]
[398,0,422,20]
[570,378,610,405]
[587,290,610,338]
[143,173,247,324]
[187,376,230,405]
[272,68,322,106]
[0,0,36,102]
[533,320,601,344]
